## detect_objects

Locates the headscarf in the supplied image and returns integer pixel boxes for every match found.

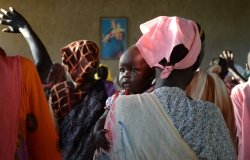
[136,16,201,78]
[50,81,86,123]
[51,40,100,123]
[46,63,65,83]
[61,40,99,87]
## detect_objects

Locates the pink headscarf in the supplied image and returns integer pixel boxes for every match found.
[136,16,201,78]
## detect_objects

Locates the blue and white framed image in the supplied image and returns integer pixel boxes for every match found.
[100,17,127,59]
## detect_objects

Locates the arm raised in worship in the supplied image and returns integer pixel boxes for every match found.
[0,7,52,83]
[220,50,247,83]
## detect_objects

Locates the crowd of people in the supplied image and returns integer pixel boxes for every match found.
[1,6,249,160]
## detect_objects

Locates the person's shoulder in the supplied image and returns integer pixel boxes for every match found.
[231,81,250,96]
[19,56,35,67]
[191,99,221,115]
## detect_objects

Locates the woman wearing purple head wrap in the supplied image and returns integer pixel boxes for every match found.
[95,16,235,160]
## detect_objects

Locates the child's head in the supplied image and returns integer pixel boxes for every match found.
[136,16,203,80]
[118,45,155,94]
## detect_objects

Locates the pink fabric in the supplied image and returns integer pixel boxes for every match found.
[136,16,201,78]
[0,54,22,160]
[104,91,120,143]
[230,79,250,160]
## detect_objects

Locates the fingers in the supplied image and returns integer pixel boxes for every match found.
[8,7,21,18]
[1,19,19,33]
[98,139,110,150]
[0,8,13,18]
[231,52,234,59]
[0,13,9,20]
[2,28,12,32]
[95,129,111,151]
[9,7,14,13]
[0,7,18,23]
[0,8,12,26]
[1,7,16,16]
[220,50,234,60]
[0,19,11,26]
[227,50,233,60]
[0,8,8,15]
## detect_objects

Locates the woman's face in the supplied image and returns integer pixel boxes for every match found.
[118,46,154,94]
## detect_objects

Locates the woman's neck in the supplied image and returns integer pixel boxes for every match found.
[155,68,195,90]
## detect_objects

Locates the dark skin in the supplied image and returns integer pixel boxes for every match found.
[0,7,52,83]
[93,45,155,151]
[155,41,205,91]
[45,63,66,86]
[155,64,195,90]
[118,45,155,94]
[220,50,247,83]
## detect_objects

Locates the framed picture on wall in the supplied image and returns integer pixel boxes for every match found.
[100,17,127,59]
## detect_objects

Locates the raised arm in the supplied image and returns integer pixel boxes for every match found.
[220,50,247,83]
[0,7,52,83]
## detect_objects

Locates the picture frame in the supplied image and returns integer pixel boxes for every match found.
[100,17,128,59]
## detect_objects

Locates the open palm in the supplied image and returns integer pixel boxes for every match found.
[0,7,29,33]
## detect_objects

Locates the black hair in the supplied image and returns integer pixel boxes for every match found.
[162,22,205,69]
[159,44,189,67]
[196,22,205,43]
[97,65,109,80]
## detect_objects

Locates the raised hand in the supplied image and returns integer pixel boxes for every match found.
[0,7,53,83]
[0,7,30,33]
[220,50,247,83]
[220,50,235,69]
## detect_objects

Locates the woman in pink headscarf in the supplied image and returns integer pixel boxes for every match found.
[95,16,235,160]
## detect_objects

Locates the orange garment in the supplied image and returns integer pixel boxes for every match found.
[0,53,61,159]
[186,64,237,150]
[17,57,61,160]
